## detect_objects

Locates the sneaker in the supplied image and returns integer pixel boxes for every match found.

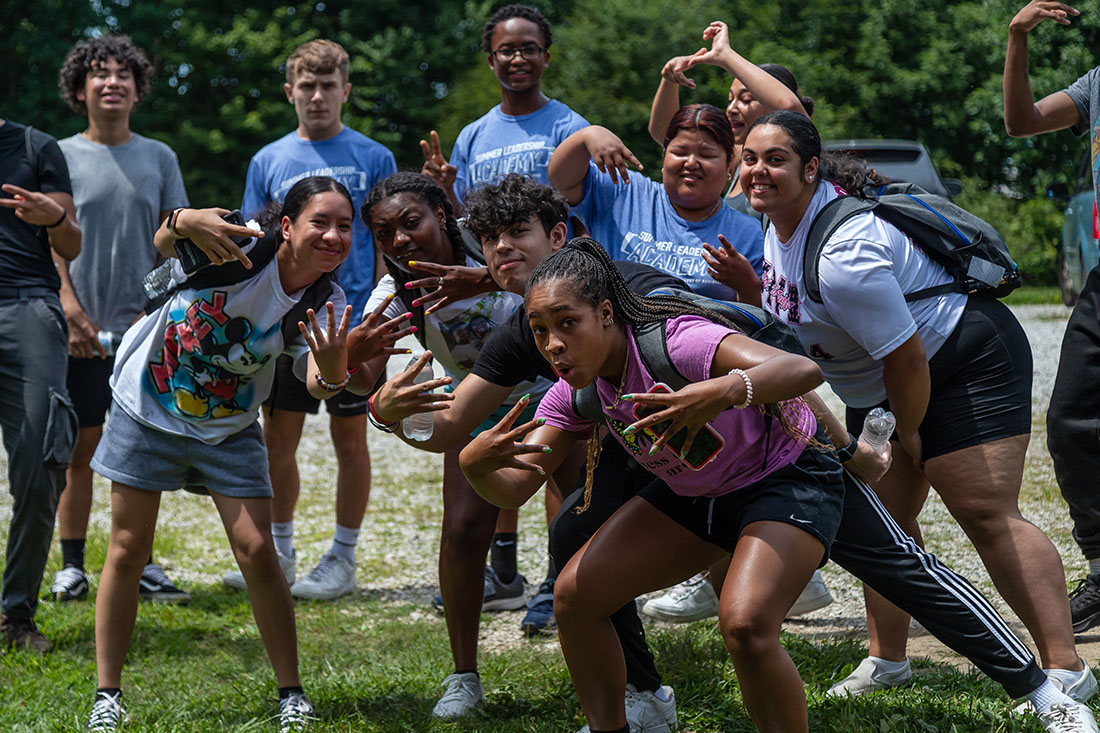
[826,656,912,697]
[224,548,296,591]
[46,566,89,602]
[482,567,527,611]
[521,577,556,636]
[432,672,484,718]
[1037,701,1099,732]
[291,554,356,600]
[788,569,834,617]
[85,690,125,731]
[642,573,718,623]
[577,684,678,732]
[139,563,191,604]
[1,614,52,654]
[279,690,315,732]
[1070,574,1100,633]
[1016,661,1099,713]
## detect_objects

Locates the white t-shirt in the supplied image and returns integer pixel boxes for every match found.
[761,181,966,407]
[365,255,550,407]
[111,250,345,444]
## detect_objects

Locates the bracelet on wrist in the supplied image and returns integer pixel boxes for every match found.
[46,208,67,228]
[835,432,859,463]
[728,368,753,408]
[368,393,399,433]
[167,208,184,238]
[314,370,350,393]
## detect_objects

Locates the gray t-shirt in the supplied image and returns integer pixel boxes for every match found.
[1064,66,1100,201]
[59,133,189,332]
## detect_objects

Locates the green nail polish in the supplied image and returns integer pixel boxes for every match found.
[543,446,553,453]
[648,445,658,456]
[537,417,547,425]
[623,427,635,435]
[621,394,633,400]
[521,393,531,402]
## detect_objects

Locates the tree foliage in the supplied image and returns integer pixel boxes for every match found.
[4,0,1099,283]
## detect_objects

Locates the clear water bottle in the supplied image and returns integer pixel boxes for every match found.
[859,407,896,454]
[96,330,118,357]
[402,356,435,442]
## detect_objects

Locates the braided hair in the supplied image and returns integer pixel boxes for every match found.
[528,237,822,512]
[362,172,467,342]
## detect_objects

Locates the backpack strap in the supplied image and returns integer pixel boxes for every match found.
[571,383,603,422]
[281,272,334,345]
[24,125,36,175]
[802,196,878,304]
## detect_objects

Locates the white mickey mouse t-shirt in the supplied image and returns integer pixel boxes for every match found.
[761,181,965,407]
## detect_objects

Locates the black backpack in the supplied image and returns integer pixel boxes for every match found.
[801,183,1020,304]
[570,287,806,422]
[141,232,333,345]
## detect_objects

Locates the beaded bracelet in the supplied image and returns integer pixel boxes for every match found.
[314,370,350,393]
[728,368,753,408]
[368,393,399,433]
[834,432,859,463]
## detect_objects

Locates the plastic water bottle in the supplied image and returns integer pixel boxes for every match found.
[859,407,896,454]
[402,356,435,442]
[96,330,118,357]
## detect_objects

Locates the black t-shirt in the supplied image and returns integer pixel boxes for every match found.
[0,120,71,289]
[471,261,688,387]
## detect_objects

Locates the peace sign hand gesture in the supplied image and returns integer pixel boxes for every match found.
[420,130,458,189]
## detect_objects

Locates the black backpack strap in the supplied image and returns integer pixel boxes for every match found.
[633,320,689,390]
[571,384,603,423]
[24,125,36,175]
[802,196,878,303]
[282,272,334,345]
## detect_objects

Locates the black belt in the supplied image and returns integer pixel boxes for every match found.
[0,286,57,299]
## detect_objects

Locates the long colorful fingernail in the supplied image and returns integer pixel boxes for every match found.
[537,467,546,476]
[410,326,418,333]
[405,283,415,289]
[537,418,547,426]
[404,313,413,319]
[408,260,418,267]
[624,426,636,435]
[411,300,421,307]
[648,445,659,455]
[521,393,530,402]
[621,394,634,400]
[542,446,553,453]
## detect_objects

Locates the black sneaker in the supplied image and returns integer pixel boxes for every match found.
[139,563,191,605]
[1069,573,1100,633]
[1,614,52,654]
[86,690,125,731]
[45,566,89,602]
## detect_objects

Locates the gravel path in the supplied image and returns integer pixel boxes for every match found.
[0,304,1086,662]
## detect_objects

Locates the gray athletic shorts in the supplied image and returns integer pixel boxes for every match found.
[91,401,273,498]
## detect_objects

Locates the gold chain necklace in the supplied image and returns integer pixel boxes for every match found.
[603,346,631,410]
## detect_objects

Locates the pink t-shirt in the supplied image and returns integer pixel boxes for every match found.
[535,315,816,498]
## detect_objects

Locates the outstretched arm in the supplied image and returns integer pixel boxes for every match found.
[1003,1,1082,136]
[549,126,644,205]
[648,56,694,145]
[459,398,578,509]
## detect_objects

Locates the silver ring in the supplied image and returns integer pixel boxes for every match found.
[438,277,444,287]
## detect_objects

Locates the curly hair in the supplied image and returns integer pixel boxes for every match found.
[286,39,350,85]
[58,36,152,114]
[464,173,568,242]
[482,4,552,52]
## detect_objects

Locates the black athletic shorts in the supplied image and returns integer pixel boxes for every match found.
[263,354,382,417]
[67,355,115,428]
[845,297,1032,461]
[638,433,844,565]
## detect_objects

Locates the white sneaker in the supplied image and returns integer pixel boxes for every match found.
[787,569,833,617]
[85,690,126,731]
[432,672,484,718]
[1017,661,1099,713]
[223,548,296,590]
[291,554,356,600]
[279,690,315,732]
[1037,701,1099,732]
[642,573,718,623]
[577,684,678,732]
[826,656,912,697]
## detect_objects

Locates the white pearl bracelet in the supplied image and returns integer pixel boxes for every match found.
[728,368,753,408]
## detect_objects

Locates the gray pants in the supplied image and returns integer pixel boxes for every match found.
[0,291,77,621]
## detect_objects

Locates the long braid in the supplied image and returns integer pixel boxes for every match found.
[530,238,823,512]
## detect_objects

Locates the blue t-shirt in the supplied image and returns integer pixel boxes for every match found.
[451,99,588,202]
[242,127,396,314]
[570,163,764,300]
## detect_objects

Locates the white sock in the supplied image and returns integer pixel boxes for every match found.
[1087,557,1100,576]
[329,524,360,564]
[868,655,910,673]
[272,521,294,558]
[1029,679,1075,712]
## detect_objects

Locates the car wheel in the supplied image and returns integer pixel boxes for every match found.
[1058,250,1080,307]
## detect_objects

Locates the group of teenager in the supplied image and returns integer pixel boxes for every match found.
[2,1,1100,731]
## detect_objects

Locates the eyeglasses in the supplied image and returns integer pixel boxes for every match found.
[491,45,547,61]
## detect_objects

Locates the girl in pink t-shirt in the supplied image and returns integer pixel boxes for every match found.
[459,237,843,732]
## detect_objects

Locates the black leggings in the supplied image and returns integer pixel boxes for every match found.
[549,437,1045,698]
